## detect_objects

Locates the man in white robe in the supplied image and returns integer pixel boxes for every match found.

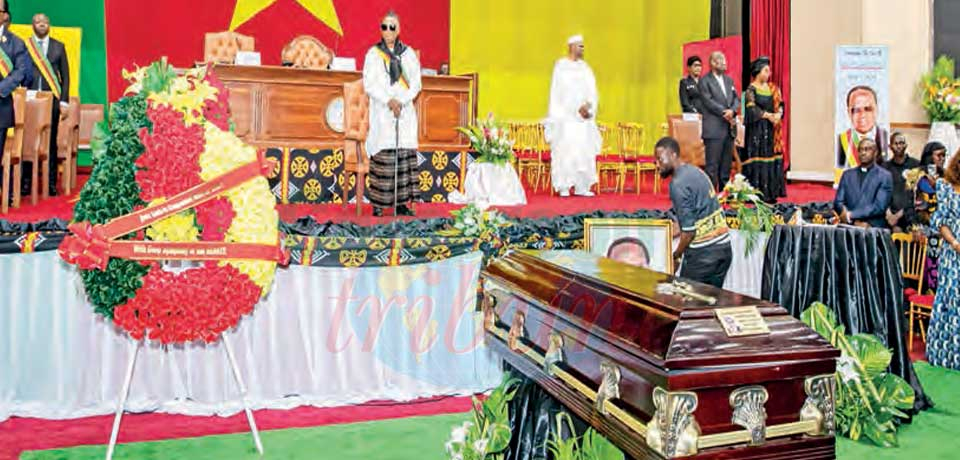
[546,35,601,197]
[362,11,422,217]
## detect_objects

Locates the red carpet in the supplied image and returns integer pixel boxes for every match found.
[0,395,474,460]
[1,175,835,225]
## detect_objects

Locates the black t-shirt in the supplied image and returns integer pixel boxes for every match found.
[669,164,730,248]
[881,155,920,212]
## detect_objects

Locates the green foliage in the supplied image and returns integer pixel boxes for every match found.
[918,55,960,123]
[801,302,915,447]
[446,374,520,460]
[72,93,152,318]
[457,113,515,166]
[438,204,511,238]
[546,412,623,460]
[142,61,177,95]
[722,174,775,256]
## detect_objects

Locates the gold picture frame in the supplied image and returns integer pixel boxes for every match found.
[583,218,675,274]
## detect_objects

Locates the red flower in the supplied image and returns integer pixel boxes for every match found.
[202,68,232,132]
[112,264,262,344]
[195,197,236,241]
[136,103,205,202]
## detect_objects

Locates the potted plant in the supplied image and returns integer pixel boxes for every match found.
[919,55,960,157]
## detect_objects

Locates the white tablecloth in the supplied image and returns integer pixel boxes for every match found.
[0,251,501,422]
[448,162,527,207]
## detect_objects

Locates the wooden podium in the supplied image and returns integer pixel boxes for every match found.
[214,64,476,152]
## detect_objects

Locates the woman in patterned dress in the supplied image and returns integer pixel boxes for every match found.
[926,148,960,369]
[742,56,786,203]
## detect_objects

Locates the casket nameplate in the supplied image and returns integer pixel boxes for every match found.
[715,306,770,337]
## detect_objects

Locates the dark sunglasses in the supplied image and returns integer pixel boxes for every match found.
[380,24,397,31]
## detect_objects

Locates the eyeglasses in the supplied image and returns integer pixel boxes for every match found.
[850,106,875,115]
[380,24,397,31]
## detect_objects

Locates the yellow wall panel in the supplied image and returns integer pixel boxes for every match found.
[451,0,710,136]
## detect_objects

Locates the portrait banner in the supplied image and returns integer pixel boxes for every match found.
[834,45,890,184]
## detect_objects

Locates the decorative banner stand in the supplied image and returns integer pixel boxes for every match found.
[60,156,283,460]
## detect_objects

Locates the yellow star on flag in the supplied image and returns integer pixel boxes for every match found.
[230,0,343,35]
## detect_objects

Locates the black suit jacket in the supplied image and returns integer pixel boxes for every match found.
[0,28,33,129]
[836,127,890,167]
[30,37,69,103]
[678,75,701,114]
[698,72,739,140]
[833,165,893,228]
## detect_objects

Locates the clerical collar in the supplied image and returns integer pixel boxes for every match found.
[860,164,873,173]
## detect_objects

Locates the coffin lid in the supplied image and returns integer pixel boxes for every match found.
[482,250,837,369]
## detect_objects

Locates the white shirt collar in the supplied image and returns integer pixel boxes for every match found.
[34,35,48,44]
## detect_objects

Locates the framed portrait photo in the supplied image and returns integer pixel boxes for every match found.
[583,218,674,274]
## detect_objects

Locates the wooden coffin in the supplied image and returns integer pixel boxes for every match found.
[481,250,839,460]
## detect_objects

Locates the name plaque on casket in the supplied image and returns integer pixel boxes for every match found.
[481,250,839,460]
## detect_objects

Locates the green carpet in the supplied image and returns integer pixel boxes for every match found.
[20,363,960,459]
[19,413,470,460]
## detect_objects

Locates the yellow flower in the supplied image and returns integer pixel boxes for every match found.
[197,123,278,295]
[145,198,200,243]
[148,77,220,125]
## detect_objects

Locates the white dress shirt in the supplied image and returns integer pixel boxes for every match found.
[714,72,727,98]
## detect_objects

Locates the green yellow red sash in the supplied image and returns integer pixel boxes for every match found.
[26,37,60,99]
[375,48,409,89]
[0,45,12,79]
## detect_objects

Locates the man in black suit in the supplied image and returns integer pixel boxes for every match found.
[0,0,33,202]
[678,55,702,114]
[24,13,68,196]
[698,51,739,191]
[834,138,893,228]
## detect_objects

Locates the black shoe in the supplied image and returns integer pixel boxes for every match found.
[397,205,415,216]
[373,207,384,217]
[48,189,58,197]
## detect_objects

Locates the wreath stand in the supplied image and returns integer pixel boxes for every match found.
[105,334,264,460]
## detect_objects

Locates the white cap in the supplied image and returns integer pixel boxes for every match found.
[567,35,583,45]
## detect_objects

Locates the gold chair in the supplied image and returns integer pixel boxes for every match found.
[618,123,658,195]
[510,122,551,194]
[595,122,621,194]
[204,31,255,64]
[1,88,26,213]
[892,233,932,351]
[57,96,81,195]
[341,79,370,216]
[282,35,334,70]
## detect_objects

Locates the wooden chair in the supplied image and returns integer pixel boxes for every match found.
[57,96,81,194]
[892,233,932,351]
[595,122,621,193]
[618,123,659,195]
[21,92,54,205]
[341,79,370,216]
[1,88,26,213]
[204,31,255,64]
[282,35,334,70]
[78,103,104,150]
[667,114,706,168]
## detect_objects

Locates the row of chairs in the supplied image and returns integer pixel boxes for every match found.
[1,89,83,214]
[893,232,934,352]
[507,121,661,195]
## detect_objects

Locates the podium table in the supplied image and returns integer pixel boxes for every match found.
[214,65,477,203]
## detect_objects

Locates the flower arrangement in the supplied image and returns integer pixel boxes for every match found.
[457,113,515,166]
[719,174,775,255]
[63,61,279,344]
[438,203,511,239]
[445,374,520,460]
[919,55,960,123]
[801,302,915,447]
